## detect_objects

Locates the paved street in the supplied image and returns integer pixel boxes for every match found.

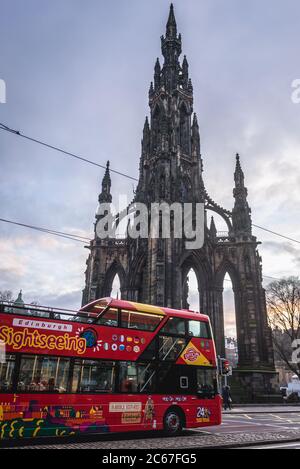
[202,410,300,435]
[1,407,300,449]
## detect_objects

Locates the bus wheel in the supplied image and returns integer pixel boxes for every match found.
[163,409,183,435]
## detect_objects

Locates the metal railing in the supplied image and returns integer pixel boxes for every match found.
[0,301,81,320]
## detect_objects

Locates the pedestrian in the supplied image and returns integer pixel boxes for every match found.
[222,385,233,410]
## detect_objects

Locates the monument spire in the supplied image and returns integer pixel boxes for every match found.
[232,154,252,235]
[166,3,177,38]
[98,161,112,204]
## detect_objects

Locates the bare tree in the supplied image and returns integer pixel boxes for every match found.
[0,290,13,302]
[266,277,300,378]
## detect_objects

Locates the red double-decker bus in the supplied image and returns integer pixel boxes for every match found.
[0,298,222,440]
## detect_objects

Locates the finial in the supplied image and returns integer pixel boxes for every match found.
[98,160,112,204]
[192,113,198,126]
[235,153,242,172]
[166,3,177,38]
[234,153,246,189]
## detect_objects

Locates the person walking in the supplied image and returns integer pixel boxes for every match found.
[222,385,233,410]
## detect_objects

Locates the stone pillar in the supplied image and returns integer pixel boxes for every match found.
[205,286,225,358]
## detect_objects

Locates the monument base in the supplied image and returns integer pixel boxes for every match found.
[224,368,280,404]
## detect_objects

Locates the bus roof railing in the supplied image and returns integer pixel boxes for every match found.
[0,298,209,322]
[0,301,83,320]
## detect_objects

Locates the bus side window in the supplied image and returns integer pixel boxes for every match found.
[17,355,70,393]
[160,317,186,336]
[197,369,216,397]
[120,310,162,332]
[188,320,211,339]
[72,360,115,393]
[97,308,118,327]
[0,354,16,392]
[188,320,200,337]
[119,362,138,392]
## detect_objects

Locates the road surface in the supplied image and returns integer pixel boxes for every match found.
[1,408,300,449]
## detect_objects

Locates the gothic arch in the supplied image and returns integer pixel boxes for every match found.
[214,260,243,365]
[102,260,126,298]
[215,259,241,292]
[180,251,213,311]
[180,251,213,282]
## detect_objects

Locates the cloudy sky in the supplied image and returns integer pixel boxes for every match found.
[0,0,300,335]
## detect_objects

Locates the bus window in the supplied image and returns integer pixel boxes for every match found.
[137,363,156,393]
[188,320,211,339]
[97,308,118,327]
[196,369,217,398]
[72,360,115,393]
[160,317,186,336]
[158,336,187,361]
[120,310,163,332]
[17,355,70,393]
[0,354,16,392]
[118,362,155,393]
[119,362,138,392]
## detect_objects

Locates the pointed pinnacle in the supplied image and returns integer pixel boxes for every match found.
[103,161,111,182]
[101,160,111,190]
[166,3,177,37]
[235,153,242,172]
[155,57,161,72]
[234,153,246,188]
[210,216,217,234]
[143,116,150,131]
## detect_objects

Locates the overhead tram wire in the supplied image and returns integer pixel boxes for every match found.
[0,218,285,282]
[252,224,300,246]
[1,122,300,247]
[0,218,91,244]
[0,122,139,182]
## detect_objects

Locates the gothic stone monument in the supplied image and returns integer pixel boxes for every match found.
[82,5,277,401]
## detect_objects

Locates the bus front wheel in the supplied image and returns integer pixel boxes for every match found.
[163,408,184,436]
